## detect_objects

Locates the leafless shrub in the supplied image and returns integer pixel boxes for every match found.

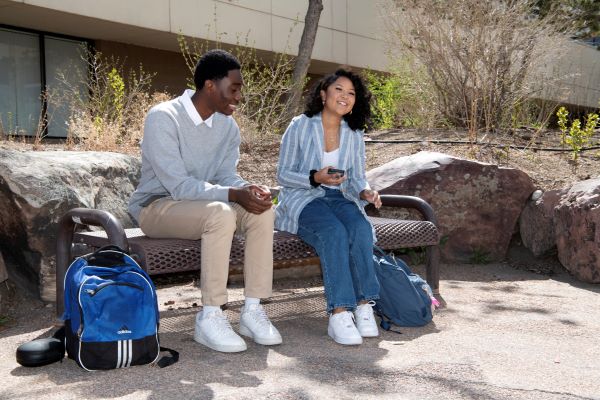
[381,0,567,137]
[48,46,168,152]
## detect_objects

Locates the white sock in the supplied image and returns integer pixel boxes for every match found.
[202,305,220,314]
[245,297,260,308]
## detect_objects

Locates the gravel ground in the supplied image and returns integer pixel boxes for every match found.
[1,263,600,399]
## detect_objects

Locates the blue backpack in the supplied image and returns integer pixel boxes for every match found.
[372,246,437,329]
[62,246,163,370]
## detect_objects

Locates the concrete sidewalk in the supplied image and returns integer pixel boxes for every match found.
[1,262,599,400]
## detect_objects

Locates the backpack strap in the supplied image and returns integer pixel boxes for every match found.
[155,347,179,368]
[86,246,129,267]
[373,305,403,335]
[373,245,388,258]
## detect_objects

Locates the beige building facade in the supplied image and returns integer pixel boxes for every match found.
[537,41,600,110]
[0,0,388,71]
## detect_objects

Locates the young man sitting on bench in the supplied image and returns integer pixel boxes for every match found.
[128,49,282,353]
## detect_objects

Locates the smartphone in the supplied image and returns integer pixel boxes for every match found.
[327,168,345,177]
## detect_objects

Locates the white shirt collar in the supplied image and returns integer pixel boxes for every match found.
[181,89,214,128]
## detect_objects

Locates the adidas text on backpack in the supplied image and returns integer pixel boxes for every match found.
[62,246,160,370]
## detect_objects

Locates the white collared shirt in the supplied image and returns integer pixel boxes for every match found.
[180,89,214,128]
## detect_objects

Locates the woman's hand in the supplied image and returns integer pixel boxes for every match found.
[314,166,346,186]
[360,189,382,208]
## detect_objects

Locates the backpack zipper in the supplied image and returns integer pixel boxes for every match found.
[86,281,143,297]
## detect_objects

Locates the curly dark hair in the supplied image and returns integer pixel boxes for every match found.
[304,68,372,131]
[194,49,241,90]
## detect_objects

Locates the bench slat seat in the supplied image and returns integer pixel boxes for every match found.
[73,217,438,276]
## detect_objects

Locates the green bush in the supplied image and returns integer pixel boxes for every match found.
[364,69,403,130]
[364,58,444,131]
[47,45,160,151]
[556,106,599,161]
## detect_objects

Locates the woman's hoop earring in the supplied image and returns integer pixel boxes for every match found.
[349,109,353,115]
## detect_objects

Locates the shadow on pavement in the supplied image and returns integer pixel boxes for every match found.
[6,289,440,399]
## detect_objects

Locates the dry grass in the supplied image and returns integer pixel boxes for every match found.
[63,91,171,152]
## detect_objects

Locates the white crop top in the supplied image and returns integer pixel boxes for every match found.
[322,148,340,189]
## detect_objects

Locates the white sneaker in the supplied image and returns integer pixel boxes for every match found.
[239,304,282,345]
[194,308,247,353]
[328,311,363,345]
[354,301,379,337]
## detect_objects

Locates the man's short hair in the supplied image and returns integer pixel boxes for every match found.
[194,49,241,90]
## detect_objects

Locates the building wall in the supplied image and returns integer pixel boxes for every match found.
[0,0,390,74]
[536,41,600,110]
[94,41,190,95]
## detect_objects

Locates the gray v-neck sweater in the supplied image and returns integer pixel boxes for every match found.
[128,94,247,222]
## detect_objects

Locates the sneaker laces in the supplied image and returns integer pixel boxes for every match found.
[245,304,272,327]
[356,301,376,321]
[334,311,356,329]
[203,309,236,336]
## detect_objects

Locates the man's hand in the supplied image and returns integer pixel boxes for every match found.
[229,185,272,214]
[360,189,382,208]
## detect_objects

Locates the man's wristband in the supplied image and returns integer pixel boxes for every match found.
[309,169,321,187]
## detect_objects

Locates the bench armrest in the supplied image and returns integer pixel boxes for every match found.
[378,195,441,296]
[55,208,129,317]
[379,194,439,226]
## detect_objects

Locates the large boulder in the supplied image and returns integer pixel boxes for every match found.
[519,190,561,257]
[367,151,535,262]
[554,179,600,283]
[0,149,140,301]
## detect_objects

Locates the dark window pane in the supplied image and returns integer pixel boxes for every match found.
[0,28,42,136]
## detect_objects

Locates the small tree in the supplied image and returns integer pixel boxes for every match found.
[556,105,599,161]
[286,0,323,121]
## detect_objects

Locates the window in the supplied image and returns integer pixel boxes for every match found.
[44,36,88,137]
[0,27,88,138]
[0,29,41,136]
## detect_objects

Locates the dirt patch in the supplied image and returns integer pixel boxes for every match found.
[0,280,48,333]
[236,128,599,191]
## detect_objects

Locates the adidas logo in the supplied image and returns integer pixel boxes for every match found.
[117,325,132,335]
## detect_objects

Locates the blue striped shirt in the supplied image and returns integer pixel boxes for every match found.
[275,113,376,241]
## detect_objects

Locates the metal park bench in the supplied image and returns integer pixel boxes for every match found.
[55,195,440,316]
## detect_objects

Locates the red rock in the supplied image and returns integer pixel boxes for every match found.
[367,151,535,262]
[520,189,561,257]
[554,179,600,283]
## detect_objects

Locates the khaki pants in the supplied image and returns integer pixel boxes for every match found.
[139,198,274,306]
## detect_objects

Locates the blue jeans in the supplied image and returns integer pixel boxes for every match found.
[297,187,380,313]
